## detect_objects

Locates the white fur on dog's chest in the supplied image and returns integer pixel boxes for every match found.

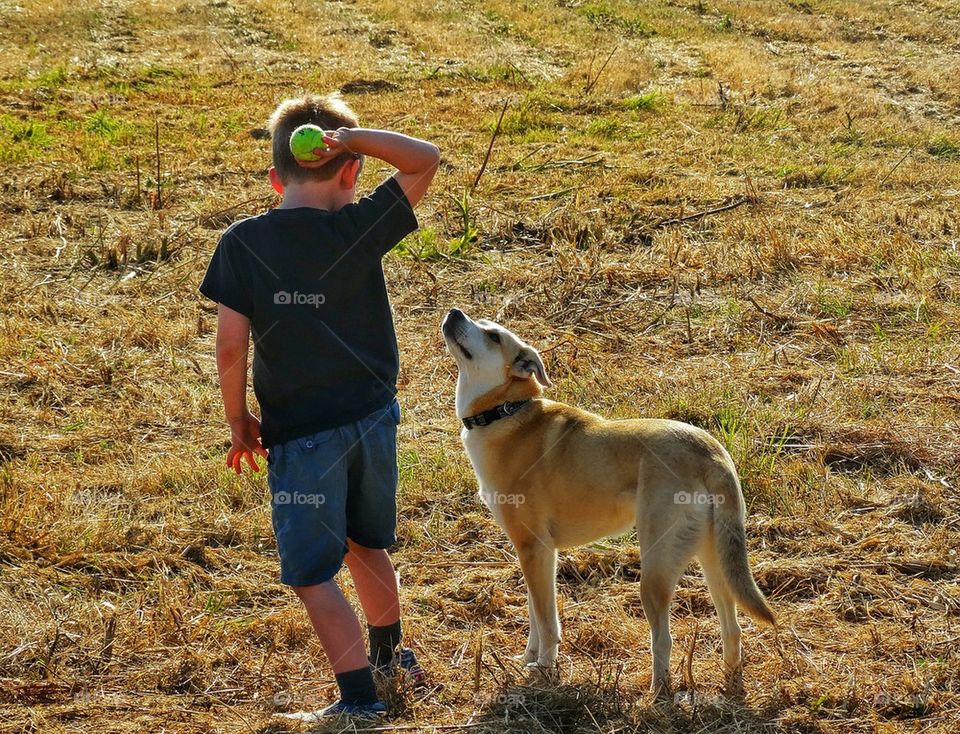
[461,429,505,512]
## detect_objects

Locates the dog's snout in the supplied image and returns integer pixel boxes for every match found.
[442,308,467,335]
[441,308,463,339]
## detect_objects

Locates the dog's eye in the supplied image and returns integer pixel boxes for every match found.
[486,331,501,344]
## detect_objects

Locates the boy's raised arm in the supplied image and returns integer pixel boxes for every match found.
[328,128,440,207]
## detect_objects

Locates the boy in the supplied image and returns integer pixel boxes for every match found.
[199,93,439,718]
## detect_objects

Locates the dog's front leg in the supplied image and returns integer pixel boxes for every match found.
[516,541,559,673]
[521,589,540,664]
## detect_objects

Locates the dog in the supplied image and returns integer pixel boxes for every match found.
[440,308,775,694]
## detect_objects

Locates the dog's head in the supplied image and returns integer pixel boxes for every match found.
[441,308,551,419]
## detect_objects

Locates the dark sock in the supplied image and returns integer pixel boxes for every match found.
[334,666,378,705]
[368,620,402,668]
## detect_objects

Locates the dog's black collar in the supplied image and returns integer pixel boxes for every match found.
[462,400,530,430]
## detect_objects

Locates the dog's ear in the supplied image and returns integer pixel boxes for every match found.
[511,347,552,387]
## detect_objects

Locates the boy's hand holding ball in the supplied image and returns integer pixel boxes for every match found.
[290,125,355,168]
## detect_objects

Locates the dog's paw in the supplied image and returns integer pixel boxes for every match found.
[722,666,744,699]
[648,675,673,701]
[524,662,559,683]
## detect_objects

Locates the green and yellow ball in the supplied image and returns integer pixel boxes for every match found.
[289,124,328,161]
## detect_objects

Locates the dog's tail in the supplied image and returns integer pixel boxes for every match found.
[711,470,776,627]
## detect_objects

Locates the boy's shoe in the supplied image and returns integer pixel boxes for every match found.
[374,648,428,688]
[321,699,388,719]
[279,700,387,722]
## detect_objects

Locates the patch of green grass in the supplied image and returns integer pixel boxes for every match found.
[736,106,786,131]
[778,163,852,189]
[393,193,478,261]
[393,225,474,262]
[927,134,960,158]
[622,90,665,112]
[814,282,854,318]
[490,104,559,139]
[95,63,182,94]
[713,406,792,512]
[449,189,479,256]
[716,14,734,31]
[220,111,245,135]
[576,2,655,37]
[86,110,125,139]
[693,62,713,78]
[482,9,520,37]
[0,116,51,162]
[585,116,622,139]
[454,63,528,84]
[526,89,573,113]
[36,64,68,87]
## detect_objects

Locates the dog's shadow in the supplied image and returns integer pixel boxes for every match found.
[468,674,781,733]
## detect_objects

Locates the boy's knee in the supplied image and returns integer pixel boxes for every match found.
[345,538,387,560]
[290,578,344,606]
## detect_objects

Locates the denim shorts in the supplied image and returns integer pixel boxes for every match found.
[266,399,400,586]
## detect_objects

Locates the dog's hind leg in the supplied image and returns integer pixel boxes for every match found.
[698,541,743,694]
[639,548,686,695]
[516,538,560,672]
[638,506,703,696]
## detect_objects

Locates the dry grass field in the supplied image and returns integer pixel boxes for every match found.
[1,0,959,731]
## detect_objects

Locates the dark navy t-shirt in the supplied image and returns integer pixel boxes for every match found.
[199,176,417,447]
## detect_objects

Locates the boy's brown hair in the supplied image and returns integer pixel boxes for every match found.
[268,93,359,184]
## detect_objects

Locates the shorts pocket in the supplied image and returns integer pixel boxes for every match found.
[366,399,401,428]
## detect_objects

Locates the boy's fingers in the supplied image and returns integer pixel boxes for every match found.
[245,451,260,472]
[255,445,269,459]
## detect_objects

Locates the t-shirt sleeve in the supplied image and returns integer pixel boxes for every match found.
[338,175,419,257]
[199,229,255,318]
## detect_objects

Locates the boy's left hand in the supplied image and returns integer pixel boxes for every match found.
[295,128,356,169]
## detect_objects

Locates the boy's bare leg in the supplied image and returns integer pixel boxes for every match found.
[344,539,400,626]
[293,581,369,673]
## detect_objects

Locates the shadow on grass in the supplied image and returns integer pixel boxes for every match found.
[259,677,784,734]
[461,678,784,734]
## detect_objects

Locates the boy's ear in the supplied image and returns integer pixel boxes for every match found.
[340,157,361,190]
[268,166,284,195]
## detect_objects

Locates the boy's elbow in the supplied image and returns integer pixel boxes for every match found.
[215,337,248,363]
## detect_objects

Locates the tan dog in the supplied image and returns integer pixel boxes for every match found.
[440,309,775,693]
